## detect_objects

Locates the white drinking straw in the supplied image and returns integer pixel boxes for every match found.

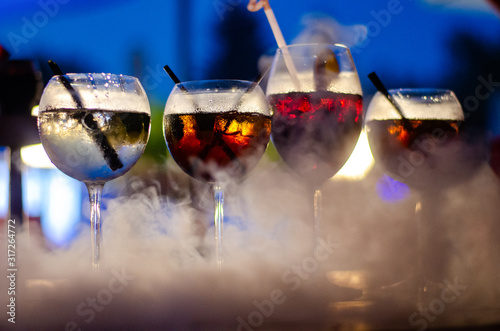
[248,0,301,89]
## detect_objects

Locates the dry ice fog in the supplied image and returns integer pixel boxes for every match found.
[2,157,500,330]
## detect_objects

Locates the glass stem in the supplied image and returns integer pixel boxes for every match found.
[86,182,104,271]
[415,198,425,309]
[213,184,224,268]
[313,188,322,240]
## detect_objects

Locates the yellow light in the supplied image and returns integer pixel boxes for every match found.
[31,105,39,116]
[20,144,55,169]
[333,129,374,181]
[327,270,368,290]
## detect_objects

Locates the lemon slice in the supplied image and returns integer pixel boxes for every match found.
[314,48,340,91]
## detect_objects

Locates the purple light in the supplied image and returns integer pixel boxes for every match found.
[376,174,410,203]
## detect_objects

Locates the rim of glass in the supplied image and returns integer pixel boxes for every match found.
[277,43,350,52]
[175,79,255,85]
[173,79,259,91]
[50,72,140,82]
[386,88,455,97]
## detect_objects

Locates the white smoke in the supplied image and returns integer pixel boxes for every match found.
[1,155,500,330]
[292,13,367,48]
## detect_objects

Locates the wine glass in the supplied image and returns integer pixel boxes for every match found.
[365,89,470,306]
[163,80,272,267]
[38,73,151,270]
[266,43,363,239]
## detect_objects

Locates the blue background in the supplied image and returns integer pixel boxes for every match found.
[1,0,499,114]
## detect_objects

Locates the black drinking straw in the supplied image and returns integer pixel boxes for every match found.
[163,64,268,96]
[48,60,84,109]
[47,60,123,171]
[368,72,407,123]
[163,65,189,93]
